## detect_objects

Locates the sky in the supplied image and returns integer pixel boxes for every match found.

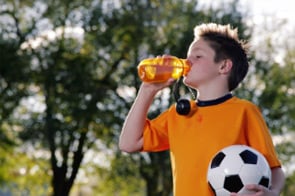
[240,0,294,25]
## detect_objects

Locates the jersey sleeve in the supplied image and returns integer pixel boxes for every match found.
[245,103,281,168]
[142,109,170,152]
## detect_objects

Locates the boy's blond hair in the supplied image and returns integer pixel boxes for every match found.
[194,23,249,91]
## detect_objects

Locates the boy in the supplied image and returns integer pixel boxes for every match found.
[119,23,285,195]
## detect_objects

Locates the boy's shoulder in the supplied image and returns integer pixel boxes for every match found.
[231,96,255,105]
[229,96,260,111]
[230,96,253,105]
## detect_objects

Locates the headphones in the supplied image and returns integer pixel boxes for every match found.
[173,77,196,115]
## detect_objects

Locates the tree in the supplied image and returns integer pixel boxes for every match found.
[1,0,123,195]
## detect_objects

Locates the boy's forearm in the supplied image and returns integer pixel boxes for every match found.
[270,167,285,195]
[119,85,157,152]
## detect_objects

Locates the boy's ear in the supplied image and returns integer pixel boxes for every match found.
[219,59,233,74]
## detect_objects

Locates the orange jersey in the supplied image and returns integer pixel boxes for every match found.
[142,96,281,196]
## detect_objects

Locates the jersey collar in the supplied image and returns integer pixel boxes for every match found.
[197,93,233,107]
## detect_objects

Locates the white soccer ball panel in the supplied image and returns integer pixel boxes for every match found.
[257,156,272,179]
[239,164,262,185]
[215,188,231,196]
[218,154,243,175]
[207,167,226,189]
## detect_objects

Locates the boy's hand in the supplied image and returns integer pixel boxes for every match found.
[230,184,278,196]
[141,78,175,94]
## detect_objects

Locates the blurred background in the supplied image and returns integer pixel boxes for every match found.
[0,0,294,195]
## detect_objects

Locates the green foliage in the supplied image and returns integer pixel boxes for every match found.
[0,36,30,148]
[94,153,145,196]
[282,171,295,196]
[0,148,51,195]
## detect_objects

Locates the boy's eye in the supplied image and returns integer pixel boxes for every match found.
[196,55,202,59]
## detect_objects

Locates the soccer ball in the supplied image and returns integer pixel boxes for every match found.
[207,145,271,196]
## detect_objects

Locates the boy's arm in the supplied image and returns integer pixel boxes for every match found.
[269,167,285,195]
[119,80,174,153]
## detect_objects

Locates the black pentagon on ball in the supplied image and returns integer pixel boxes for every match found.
[259,176,270,188]
[210,152,226,169]
[239,149,258,164]
[224,175,244,193]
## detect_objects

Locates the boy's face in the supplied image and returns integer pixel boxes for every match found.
[184,38,224,89]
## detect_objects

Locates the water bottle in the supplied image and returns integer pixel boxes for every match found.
[137,56,191,83]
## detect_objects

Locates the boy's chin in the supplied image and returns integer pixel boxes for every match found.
[183,78,196,88]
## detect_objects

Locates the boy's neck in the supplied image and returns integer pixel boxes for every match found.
[197,88,231,101]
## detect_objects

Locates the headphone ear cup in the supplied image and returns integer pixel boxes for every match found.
[176,99,191,115]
